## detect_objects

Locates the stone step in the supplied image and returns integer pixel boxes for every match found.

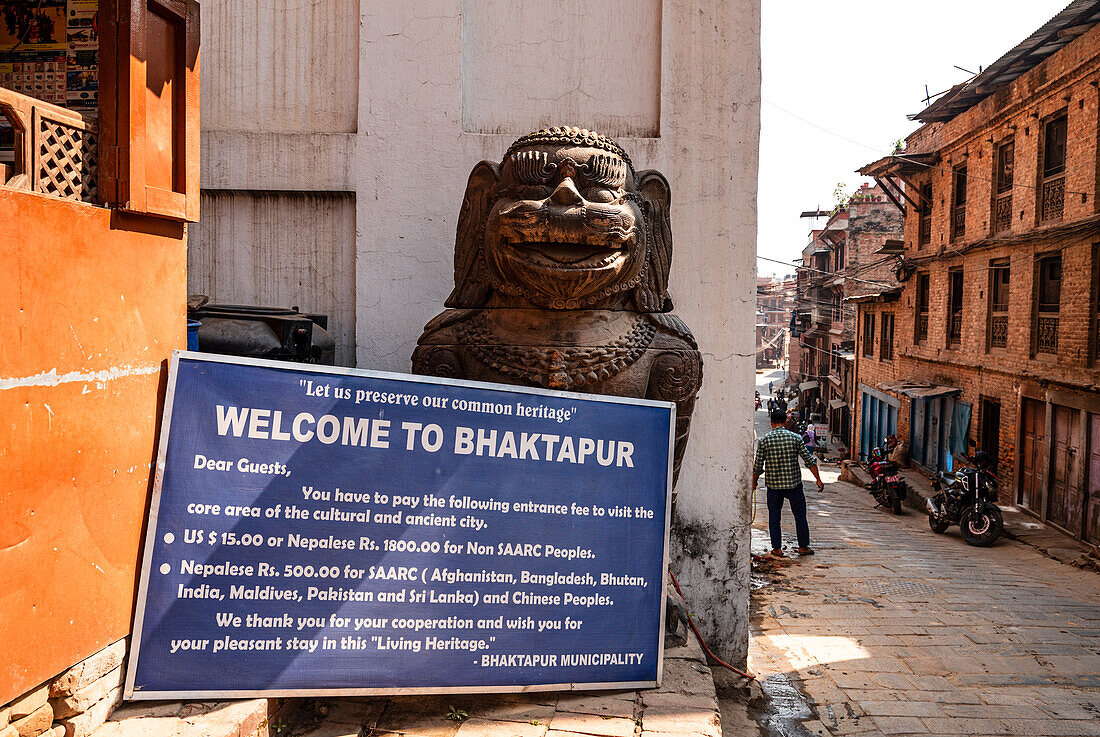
[90,699,277,737]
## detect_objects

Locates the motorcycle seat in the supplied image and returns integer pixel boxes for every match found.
[937,473,958,489]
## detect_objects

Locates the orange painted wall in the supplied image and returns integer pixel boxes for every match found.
[0,188,186,702]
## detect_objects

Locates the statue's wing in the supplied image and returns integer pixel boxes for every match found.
[634,170,673,312]
[445,161,500,308]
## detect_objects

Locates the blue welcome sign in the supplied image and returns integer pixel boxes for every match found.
[125,352,674,698]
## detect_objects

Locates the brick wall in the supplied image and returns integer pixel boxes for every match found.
[852,298,909,457]
[872,20,1100,507]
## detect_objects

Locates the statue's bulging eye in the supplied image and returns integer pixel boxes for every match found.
[580,155,627,189]
[511,150,556,184]
[584,188,617,204]
[518,186,551,200]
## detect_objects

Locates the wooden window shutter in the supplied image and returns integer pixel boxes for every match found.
[101,0,200,221]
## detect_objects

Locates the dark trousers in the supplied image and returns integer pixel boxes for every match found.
[766,483,809,550]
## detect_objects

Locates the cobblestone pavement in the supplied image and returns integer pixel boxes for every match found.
[741,370,1100,736]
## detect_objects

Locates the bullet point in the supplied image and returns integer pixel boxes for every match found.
[163,532,175,544]
[159,563,171,575]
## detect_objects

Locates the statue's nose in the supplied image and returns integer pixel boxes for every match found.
[549,178,584,206]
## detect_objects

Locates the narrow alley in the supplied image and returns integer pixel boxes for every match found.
[735,370,1100,737]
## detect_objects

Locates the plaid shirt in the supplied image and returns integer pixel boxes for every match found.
[754,427,817,490]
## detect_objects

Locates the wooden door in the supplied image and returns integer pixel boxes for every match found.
[1047,405,1081,533]
[911,399,926,468]
[861,393,872,461]
[1019,398,1045,510]
[981,398,1001,472]
[928,397,944,471]
[1086,414,1100,545]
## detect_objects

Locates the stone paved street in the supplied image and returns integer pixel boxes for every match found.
[738,370,1100,736]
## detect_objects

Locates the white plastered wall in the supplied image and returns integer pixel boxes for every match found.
[196,0,760,663]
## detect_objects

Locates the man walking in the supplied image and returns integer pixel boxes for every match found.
[753,409,825,557]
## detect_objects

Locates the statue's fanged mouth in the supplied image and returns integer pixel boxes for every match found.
[505,239,627,270]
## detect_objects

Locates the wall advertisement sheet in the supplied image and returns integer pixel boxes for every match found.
[126,352,674,698]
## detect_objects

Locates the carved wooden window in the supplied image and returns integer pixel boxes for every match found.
[994,141,1013,234]
[947,268,963,347]
[952,165,967,240]
[1035,253,1062,355]
[862,313,875,358]
[100,0,200,221]
[880,312,894,361]
[988,259,1010,350]
[915,273,930,343]
[1040,114,1067,223]
[918,181,933,246]
[1093,245,1100,365]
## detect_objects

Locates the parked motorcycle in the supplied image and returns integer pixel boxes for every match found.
[867,435,905,514]
[925,450,1003,547]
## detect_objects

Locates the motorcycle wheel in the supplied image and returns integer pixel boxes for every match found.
[928,514,949,534]
[891,490,904,515]
[959,504,1003,547]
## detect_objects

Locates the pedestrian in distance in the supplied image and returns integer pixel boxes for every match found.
[802,422,817,457]
[753,408,825,558]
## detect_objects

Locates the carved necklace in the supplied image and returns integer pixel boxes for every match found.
[459,312,656,390]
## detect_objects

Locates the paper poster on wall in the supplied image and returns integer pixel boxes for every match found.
[126,353,674,698]
[0,1,67,52]
[65,0,97,112]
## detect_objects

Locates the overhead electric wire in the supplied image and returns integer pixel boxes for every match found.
[757,255,897,289]
[764,99,1099,201]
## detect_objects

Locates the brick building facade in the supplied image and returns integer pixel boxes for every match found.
[791,185,902,455]
[859,2,1100,544]
[757,275,795,369]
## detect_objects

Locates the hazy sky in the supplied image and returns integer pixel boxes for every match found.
[758,0,1071,277]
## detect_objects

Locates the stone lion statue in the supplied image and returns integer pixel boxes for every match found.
[413,127,702,487]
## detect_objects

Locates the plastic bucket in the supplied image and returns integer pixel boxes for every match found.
[187,319,202,351]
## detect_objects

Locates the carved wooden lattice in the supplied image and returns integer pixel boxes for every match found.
[1037,315,1059,354]
[918,214,932,245]
[916,312,929,342]
[1095,315,1100,363]
[35,114,98,203]
[994,194,1012,233]
[948,313,962,345]
[990,314,1008,348]
[1041,177,1064,222]
[952,205,966,239]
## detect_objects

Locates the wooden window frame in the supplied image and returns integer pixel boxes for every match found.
[1092,243,1100,365]
[1039,111,1068,224]
[947,267,963,348]
[918,181,933,247]
[915,273,930,343]
[987,258,1010,352]
[880,312,894,361]
[952,164,967,241]
[1033,252,1062,356]
[862,312,875,359]
[993,139,1014,234]
[100,0,200,221]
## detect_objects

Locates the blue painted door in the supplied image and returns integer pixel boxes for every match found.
[861,392,899,461]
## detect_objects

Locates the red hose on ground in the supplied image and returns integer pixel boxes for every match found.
[669,569,756,680]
